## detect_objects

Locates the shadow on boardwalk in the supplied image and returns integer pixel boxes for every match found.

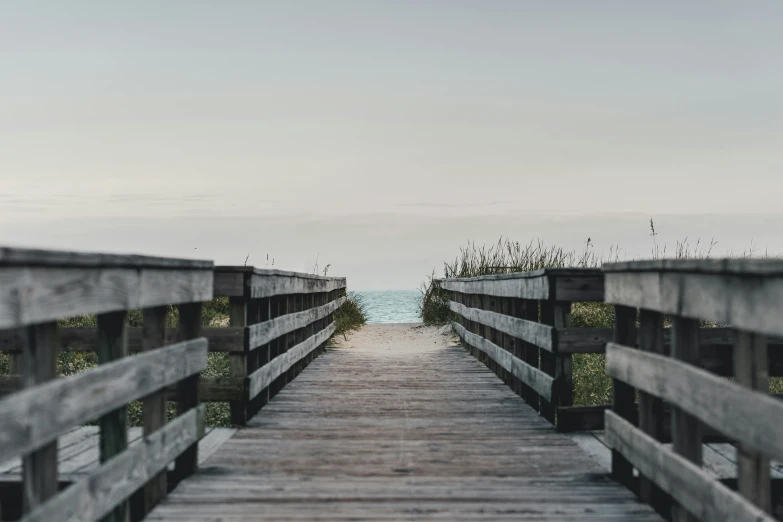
[148,324,661,521]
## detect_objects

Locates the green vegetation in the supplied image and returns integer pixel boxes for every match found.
[419,226,779,406]
[0,292,367,427]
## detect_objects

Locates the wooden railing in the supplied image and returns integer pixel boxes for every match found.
[604,259,783,522]
[0,267,347,428]
[0,248,213,522]
[441,269,604,429]
[212,266,346,425]
[0,249,347,521]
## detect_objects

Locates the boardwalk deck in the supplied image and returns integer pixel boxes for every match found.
[148,325,661,521]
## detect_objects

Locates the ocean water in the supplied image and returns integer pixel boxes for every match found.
[355,290,422,324]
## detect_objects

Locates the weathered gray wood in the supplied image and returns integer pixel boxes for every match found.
[611,305,636,489]
[212,267,346,298]
[1,326,244,354]
[553,303,573,413]
[604,269,783,338]
[538,302,558,423]
[551,272,604,301]
[0,338,208,463]
[452,322,554,401]
[604,258,783,276]
[734,331,771,512]
[228,297,249,426]
[0,247,213,269]
[139,306,168,516]
[0,267,213,329]
[606,342,783,464]
[247,323,336,400]
[174,302,202,483]
[441,273,550,300]
[669,317,702,522]
[97,311,130,522]
[20,406,206,522]
[21,321,59,514]
[449,301,555,352]
[637,309,668,512]
[247,296,346,350]
[146,328,661,522]
[605,411,775,522]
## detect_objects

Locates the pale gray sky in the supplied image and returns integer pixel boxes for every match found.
[2,2,782,289]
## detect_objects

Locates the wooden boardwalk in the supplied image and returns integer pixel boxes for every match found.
[148,325,661,521]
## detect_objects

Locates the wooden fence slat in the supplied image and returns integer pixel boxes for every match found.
[0,338,208,464]
[449,301,555,352]
[21,322,59,514]
[173,302,202,483]
[0,267,212,330]
[20,405,206,522]
[97,311,129,522]
[605,342,783,464]
[735,331,771,512]
[137,306,168,516]
[611,305,636,489]
[228,297,249,426]
[247,323,336,400]
[452,322,554,402]
[246,297,346,351]
[605,411,775,522]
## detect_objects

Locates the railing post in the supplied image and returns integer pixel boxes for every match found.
[253,297,271,415]
[97,311,129,522]
[136,306,169,518]
[637,309,668,513]
[228,297,249,426]
[734,331,771,512]
[539,302,557,423]
[553,302,573,427]
[611,305,636,489]
[520,299,539,408]
[173,302,203,483]
[21,321,59,514]
[670,316,701,522]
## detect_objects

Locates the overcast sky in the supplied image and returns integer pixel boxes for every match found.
[2,2,782,289]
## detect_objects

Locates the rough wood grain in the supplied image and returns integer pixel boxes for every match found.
[20,406,206,522]
[449,301,555,352]
[611,305,636,489]
[0,338,208,463]
[452,322,554,402]
[96,311,130,522]
[0,247,212,269]
[247,296,346,350]
[246,323,336,400]
[606,342,783,464]
[604,269,783,338]
[21,322,59,514]
[173,303,202,483]
[605,411,775,522]
[0,267,213,329]
[146,331,661,522]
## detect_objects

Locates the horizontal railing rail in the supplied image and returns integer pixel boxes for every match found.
[443,268,604,428]
[0,247,213,522]
[603,259,783,521]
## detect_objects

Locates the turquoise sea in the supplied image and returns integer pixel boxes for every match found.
[355,290,422,324]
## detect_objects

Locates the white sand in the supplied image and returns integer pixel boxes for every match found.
[331,323,457,357]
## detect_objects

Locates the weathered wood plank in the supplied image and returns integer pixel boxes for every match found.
[96,311,129,522]
[0,267,213,329]
[441,273,550,300]
[611,305,636,489]
[173,303,202,483]
[246,323,336,400]
[0,338,208,463]
[20,406,206,522]
[604,269,783,338]
[247,296,346,350]
[449,301,555,352]
[734,331,771,511]
[21,322,59,514]
[0,327,244,354]
[452,322,554,401]
[0,247,212,269]
[605,411,775,522]
[606,342,783,464]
